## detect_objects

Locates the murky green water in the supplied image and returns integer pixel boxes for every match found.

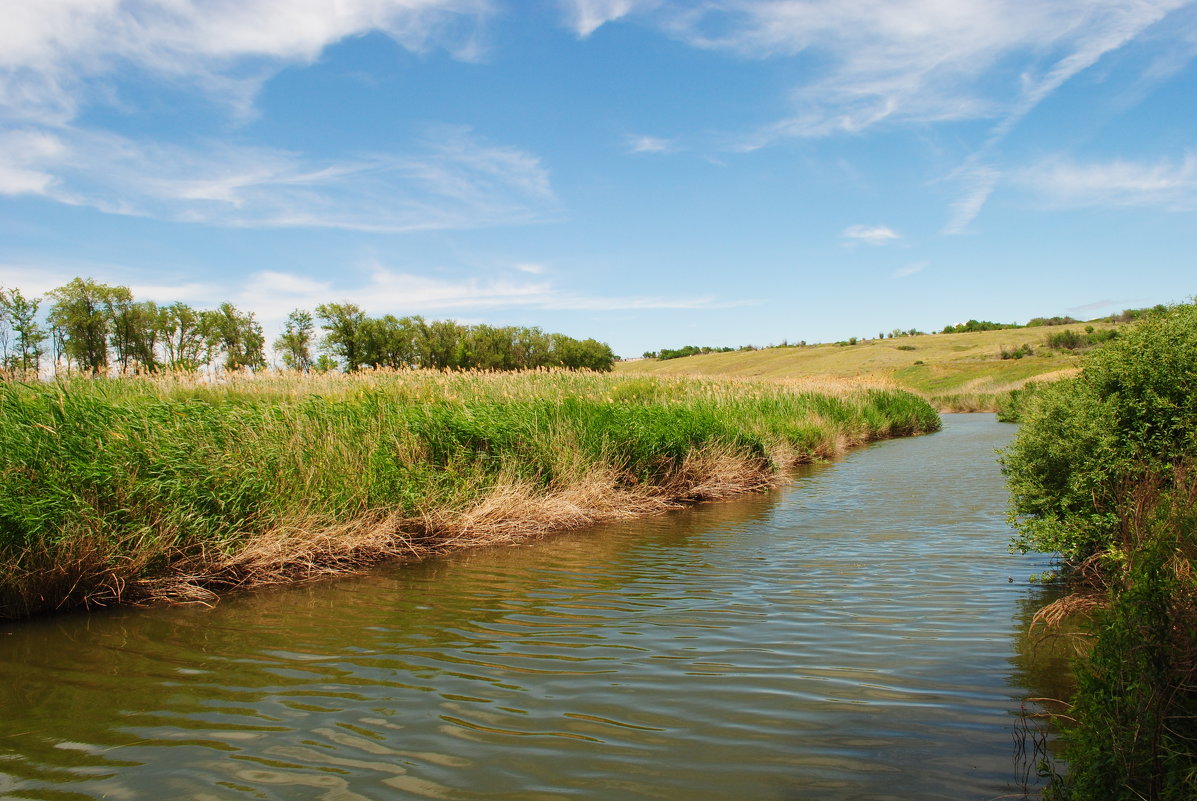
[0,414,1066,800]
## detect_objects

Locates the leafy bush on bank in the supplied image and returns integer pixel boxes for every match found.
[1002,301,1197,800]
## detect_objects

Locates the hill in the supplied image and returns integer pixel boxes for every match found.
[617,322,1122,410]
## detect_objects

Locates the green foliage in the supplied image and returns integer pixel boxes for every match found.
[47,277,126,372]
[0,287,46,374]
[1044,484,1197,801]
[1004,304,1197,561]
[942,319,1016,334]
[314,305,614,373]
[1027,316,1080,327]
[655,344,735,360]
[1000,343,1036,360]
[1100,304,1169,324]
[1045,328,1119,351]
[994,382,1042,423]
[1003,302,1197,798]
[0,373,939,617]
[274,309,315,371]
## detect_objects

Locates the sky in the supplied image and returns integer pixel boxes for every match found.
[1,0,1195,359]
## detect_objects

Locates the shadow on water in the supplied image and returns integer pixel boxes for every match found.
[0,415,1074,801]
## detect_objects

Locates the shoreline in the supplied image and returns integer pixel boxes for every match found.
[0,371,941,619]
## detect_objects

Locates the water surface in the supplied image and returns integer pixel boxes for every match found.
[0,414,1062,800]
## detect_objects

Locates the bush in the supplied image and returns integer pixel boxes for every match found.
[1003,302,1197,799]
[1001,343,1035,360]
[1003,303,1197,562]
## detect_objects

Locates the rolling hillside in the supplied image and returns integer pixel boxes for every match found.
[617,323,1117,410]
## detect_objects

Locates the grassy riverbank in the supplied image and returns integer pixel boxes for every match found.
[1001,303,1197,800]
[0,370,939,619]
[617,323,1115,411]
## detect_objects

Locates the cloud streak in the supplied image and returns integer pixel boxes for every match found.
[0,124,558,231]
[0,0,494,125]
[1014,153,1197,209]
[655,0,1189,145]
[842,223,900,244]
[0,2,552,232]
[240,266,750,323]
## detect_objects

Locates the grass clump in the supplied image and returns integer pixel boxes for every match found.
[0,370,939,618]
[1002,301,1197,799]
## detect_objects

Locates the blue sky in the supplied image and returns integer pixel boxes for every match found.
[1,0,1195,358]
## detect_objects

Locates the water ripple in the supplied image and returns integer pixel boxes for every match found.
[0,415,1065,801]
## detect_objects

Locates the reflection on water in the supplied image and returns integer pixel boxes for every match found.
[0,414,1065,800]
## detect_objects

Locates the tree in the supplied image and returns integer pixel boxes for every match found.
[0,288,47,375]
[47,277,127,373]
[315,302,366,371]
[158,302,208,372]
[209,302,266,372]
[414,317,466,369]
[110,298,160,373]
[273,309,315,371]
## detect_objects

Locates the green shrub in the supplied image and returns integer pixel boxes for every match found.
[1003,302,1197,564]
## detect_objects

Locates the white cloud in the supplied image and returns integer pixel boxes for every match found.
[893,261,928,278]
[842,224,900,244]
[1014,153,1197,209]
[593,1,1190,146]
[626,134,675,154]
[236,265,746,323]
[0,0,494,125]
[514,262,548,274]
[0,3,565,233]
[943,165,1000,234]
[0,124,558,231]
[0,130,65,195]
[560,0,653,37]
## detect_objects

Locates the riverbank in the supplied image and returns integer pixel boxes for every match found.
[1002,302,1197,800]
[0,370,939,619]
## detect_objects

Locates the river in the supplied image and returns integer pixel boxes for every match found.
[0,414,1069,800]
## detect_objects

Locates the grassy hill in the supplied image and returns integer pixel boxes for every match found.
[617,322,1121,411]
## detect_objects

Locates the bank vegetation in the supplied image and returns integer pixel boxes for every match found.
[0,370,939,620]
[1001,301,1197,800]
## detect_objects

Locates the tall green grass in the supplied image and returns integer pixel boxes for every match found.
[0,370,939,617]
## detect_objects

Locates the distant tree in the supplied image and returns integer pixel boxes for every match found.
[273,309,315,371]
[417,318,466,369]
[158,302,208,372]
[315,302,366,371]
[48,277,128,373]
[0,287,46,374]
[210,302,266,372]
[110,298,160,373]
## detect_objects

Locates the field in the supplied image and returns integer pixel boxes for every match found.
[0,370,939,618]
[617,323,1120,410]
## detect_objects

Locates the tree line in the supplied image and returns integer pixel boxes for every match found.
[0,277,615,376]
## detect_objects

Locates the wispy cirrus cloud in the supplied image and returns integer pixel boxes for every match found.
[0,124,558,231]
[560,0,653,37]
[1013,153,1197,209]
[893,261,928,278]
[943,165,1001,234]
[651,0,1190,145]
[842,224,900,244]
[0,2,557,232]
[0,259,753,326]
[626,134,675,154]
[0,0,494,125]
[229,266,757,324]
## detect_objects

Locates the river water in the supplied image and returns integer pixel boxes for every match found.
[0,414,1069,801]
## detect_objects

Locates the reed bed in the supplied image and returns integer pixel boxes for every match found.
[0,369,939,618]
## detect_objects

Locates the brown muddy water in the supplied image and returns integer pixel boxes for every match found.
[0,414,1070,801]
